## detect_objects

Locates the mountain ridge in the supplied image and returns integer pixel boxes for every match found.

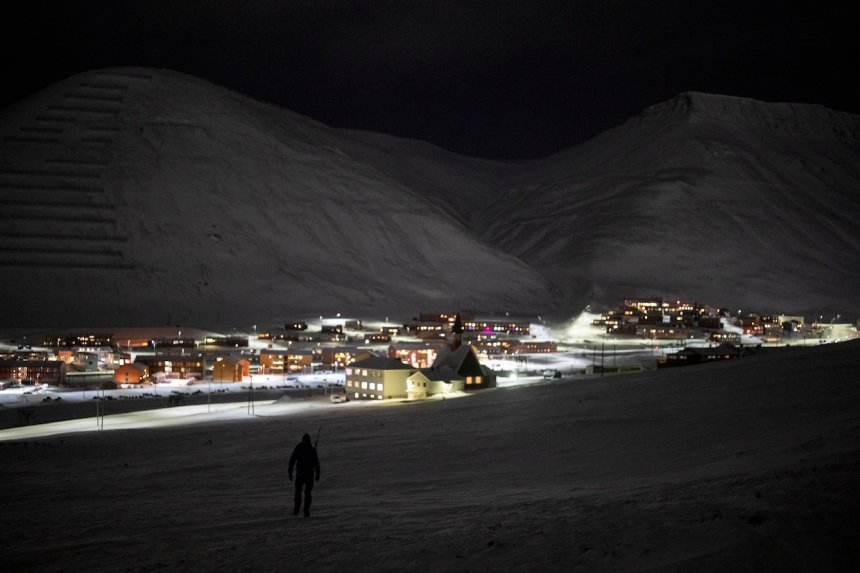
[483,91,860,316]
[1,67,858,327]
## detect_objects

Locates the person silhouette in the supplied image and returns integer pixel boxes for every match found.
[288,432,321,517]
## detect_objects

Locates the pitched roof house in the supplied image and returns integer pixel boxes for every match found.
[431,319,496,390]
[406,366,465,400]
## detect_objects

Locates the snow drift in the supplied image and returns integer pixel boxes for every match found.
[2,68,858,327]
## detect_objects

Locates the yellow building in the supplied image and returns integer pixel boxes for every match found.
[344,356,415,400]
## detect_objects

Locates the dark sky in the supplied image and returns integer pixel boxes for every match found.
[6,1,856,159]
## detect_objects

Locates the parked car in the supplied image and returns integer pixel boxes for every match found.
[330,393,348,404]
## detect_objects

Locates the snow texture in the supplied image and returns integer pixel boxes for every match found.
[2,69,859,328]
[1,339,859,571]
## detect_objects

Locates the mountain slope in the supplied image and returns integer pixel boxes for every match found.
[2,70,858,327]
[480,92,860,315]
[0,68,553,327]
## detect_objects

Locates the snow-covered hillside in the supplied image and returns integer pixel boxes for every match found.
[0,68,553,328]
[1,338,858,571]
[483,92,860,315]
[2,69,858,327]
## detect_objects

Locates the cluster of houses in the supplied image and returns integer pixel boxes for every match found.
[344,315,496,400]
[0,311,520,400]
[593,297,810,344]
[2,301,848,392]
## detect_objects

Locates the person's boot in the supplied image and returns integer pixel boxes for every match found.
[304,508,310,517]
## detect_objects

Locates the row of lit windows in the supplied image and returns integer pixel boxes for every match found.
[354,393,384,400]
[344,368,378,377]
[346,380,384,391]
[465,322,529,332]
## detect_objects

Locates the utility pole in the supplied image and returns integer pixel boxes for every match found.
[247,376,255,415]
[95,386,105,430]
[601,342,605,377]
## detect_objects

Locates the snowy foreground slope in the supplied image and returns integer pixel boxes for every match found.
[2,68,859,327]
[2,341,858,571]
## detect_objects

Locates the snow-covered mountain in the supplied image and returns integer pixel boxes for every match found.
[0,68,552,327]
[482,92,860,315]
[2,68,858,327]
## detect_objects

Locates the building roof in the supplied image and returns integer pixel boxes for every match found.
[480,364,497,377]
[388,342,446,350]
[431,344,476,371]
[412,365,463,383]
[352,355,414,371]
[136,354,205,362]
[260,347,314,355]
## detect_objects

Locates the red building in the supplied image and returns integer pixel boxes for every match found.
[0,360,67,385]
[213,357,250,382]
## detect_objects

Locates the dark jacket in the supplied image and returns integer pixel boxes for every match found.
[289,434,320,480]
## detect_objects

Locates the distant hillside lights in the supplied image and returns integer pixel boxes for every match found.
[408,311,531,338]
[43,334,114,348]
[594,297,849,345]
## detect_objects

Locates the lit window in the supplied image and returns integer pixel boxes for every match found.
[376,383,383,391]
[361,382,367,390]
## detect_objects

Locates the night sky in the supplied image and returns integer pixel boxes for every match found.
[6,1,856,159]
